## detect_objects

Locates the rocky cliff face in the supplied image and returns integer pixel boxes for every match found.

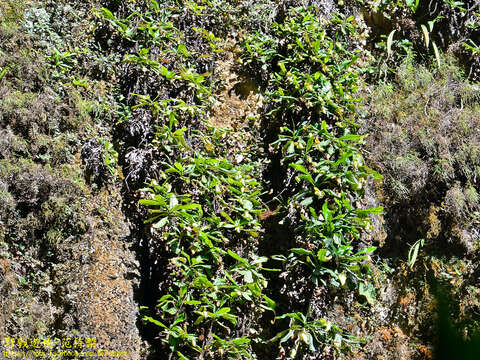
[0,1,141,358]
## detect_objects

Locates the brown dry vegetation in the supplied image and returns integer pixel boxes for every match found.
[0,0,141,357]
[360,55,480,255]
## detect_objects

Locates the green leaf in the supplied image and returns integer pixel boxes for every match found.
[215,307,231,315]
[143,316,167,328]
[355,206,383,216]
[280,329,295,343]
[355,246,376,255]
[139,199,162,206]
[174,161,184,172]
[153,217,169,229]
[358,282,376,304]
[299,174,315,186]
[243,271,254,283]
[405,0,419,11]
[387,30,396,58]
[262,295,276,310]
[177,43,190,57]
[184,300,202,305]
[228,249,247,264]
[221,211,234,223]
[194,315,205,325]
[166,307,178,315]
[300,197,313,206]
[173,203,202,213]
[169,195,179,209]
[233,337,251,345]
[432,41,441,68]
[101,7,115,20]
[290,248,313,256]
[143,215,161,224]
[322,202,332,223]
[242,199,253,210]
[408,238,424,269]
[308,333,316,352]
[0,66,10,81]
[290,163,310,175]
[339,134,363,141]
[420,24,429,48]
[149,0,160,12]
[221,313,238,325]
[317,249,331,262]
[287,141,295,154]
[176,351,189,360]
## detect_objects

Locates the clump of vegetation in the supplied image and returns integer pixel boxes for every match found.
[93,1,384,358]
[360,55,480,252]
[239,5,382,358]
[140,153,270,358]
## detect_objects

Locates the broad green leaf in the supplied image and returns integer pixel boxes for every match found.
[432,41,441,68]
[317,249,331,262]
[228,249,247,264]
[174,161,184,172]
[233,338,250,345]
[287,141,295,154]
[280,329,295,343]
[358,282,376,304]
[184,300,202,305]
[166,307,177,315]
[339,134,363,141]
[169,195,178,209]
[215,307,231,315]
[300,197,313,206]
[387,30,396,58]
[290,163,309,175]
[290,248,313,256]
[262,295,276,310]
[242,199,253,210]
[243,271,253,283]
[139,199,162,206]
[355,206,383,216]
[421,24,429,48]
[143,316,167,328]
[153,217,168,229]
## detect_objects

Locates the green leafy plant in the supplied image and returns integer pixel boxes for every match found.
[269,311,360,358]
[408,238,425,269]
[100,139,118,177]
[47,48,76,72]
[242,7,362,118]
[139,150,270,358]
[404,0,419,12]
[240,5,381,354]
